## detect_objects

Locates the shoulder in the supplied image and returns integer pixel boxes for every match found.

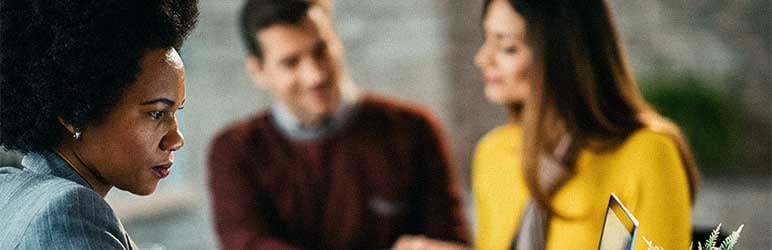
[31,183,116,224]
[0,173,126,249]
[357,94,441,130]
[609,127,685,175]
[476,123,521,150]
[359,94,436,122]
[616,127,681,159]
[474,123,521,162]
[0,168,94,211]
[209,111,271,152]
[472,123,522,185]
[213,110,270,141]
[207,111,276,174]
[25,186,127,249]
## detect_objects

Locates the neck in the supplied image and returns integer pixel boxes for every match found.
[282,103,339,130]
[298,114,331,129]
[53,144,111,197]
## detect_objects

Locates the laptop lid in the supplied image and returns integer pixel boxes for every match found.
[598,193,639,250]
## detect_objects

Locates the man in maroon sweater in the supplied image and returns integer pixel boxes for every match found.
[207,0,469,249]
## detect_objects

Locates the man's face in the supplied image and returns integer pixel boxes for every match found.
[247,12,343,127]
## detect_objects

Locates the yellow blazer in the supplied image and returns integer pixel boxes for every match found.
[472,124,691,250]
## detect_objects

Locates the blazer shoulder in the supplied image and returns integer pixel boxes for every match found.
[1,169,103,212]
[476,124,521,150]
[0,172,127,249]
[0,168,92,215]
[617,128,681,160]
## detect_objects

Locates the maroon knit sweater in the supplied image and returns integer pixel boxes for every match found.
[207,95,469,250]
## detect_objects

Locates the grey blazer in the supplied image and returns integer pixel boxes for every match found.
[0,151,133,250]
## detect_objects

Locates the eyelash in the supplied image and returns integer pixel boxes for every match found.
[149,106,183,120]
[149,111,166,120]
[502,46,518,54]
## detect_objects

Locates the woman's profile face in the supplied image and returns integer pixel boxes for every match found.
[73,48,186,195]
[475,0,536,105]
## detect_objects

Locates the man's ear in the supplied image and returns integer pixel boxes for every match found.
[57,117,76,134]
[245,55,269,89]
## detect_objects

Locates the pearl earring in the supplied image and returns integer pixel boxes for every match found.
[73,128,82,141]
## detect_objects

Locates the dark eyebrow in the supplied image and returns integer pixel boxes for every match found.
[314,41,327,51]
[141,98,176,106]
[494,32,519,40]
[280,55,299,64]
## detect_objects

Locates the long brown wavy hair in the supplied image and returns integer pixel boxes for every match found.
[482,0,699,216]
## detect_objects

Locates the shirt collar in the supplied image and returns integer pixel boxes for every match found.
[21,150,91,189]
[271,96,357,141]
[271,79,361,140]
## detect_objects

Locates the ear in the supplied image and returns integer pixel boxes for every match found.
[57,117,76,134]
[245,55,269,89]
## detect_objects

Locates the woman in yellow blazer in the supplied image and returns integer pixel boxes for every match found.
[472,0,700,249]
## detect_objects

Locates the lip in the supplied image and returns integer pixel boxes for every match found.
[484,74,502,85]
[308,86,334,102]
[151,162,172,178]
[310,84,331,94]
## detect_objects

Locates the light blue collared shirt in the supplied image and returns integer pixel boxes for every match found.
[270,98,358,141]
[270,77,363,141]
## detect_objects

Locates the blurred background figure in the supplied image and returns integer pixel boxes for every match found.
[206,0,468,249]
[0,0,198,249]
[472,0,699,249]
[82,0,768,249]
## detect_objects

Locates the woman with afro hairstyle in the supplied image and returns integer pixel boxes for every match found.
[0,0,197,249]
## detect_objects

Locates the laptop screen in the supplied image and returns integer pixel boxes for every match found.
[598,193,639,250]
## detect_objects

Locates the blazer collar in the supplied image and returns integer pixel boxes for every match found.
[21,150,91,189]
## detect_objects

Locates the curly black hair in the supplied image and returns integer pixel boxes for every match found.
[0,0,198,153]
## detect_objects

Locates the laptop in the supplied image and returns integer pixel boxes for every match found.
[598,193,639,250]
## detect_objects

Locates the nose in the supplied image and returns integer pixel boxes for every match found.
[161,121,185,152]
[299,58,329,88]
[474,44,492,68]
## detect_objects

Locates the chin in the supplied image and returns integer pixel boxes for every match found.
[125,184,159,196]
[132,189,157,196]
[486,89,524,105]
[484,92,509,105]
